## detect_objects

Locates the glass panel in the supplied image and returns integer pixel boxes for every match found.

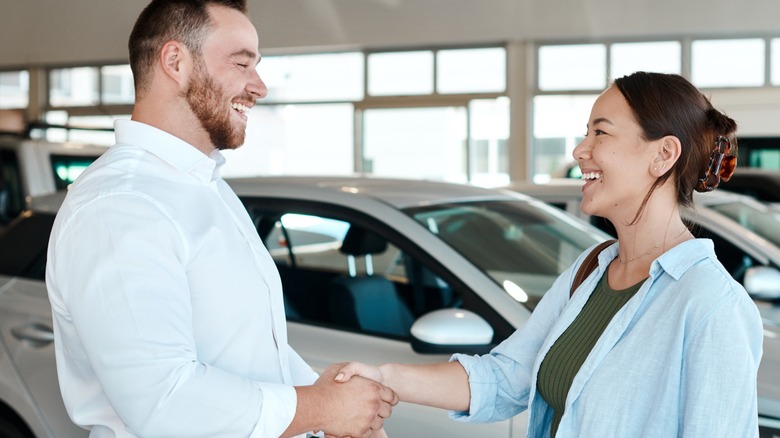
[469,97,510,187]
[0,70,29,109]
[51,155,100,190]
[610,41,681,79]
[772,38,780,86]
[437,47,506,94]
[538,44,607,91]
[49,67,100,106]
[692,39,765,87]
[42,113,126,145]
[707,200,780,248]
[368,51,433,96]
[221,103,354,177]
[363,106,467,182]
[260,52,364,103]
[532,94,598,181]
[407,199,604,309]
[101,65,135,104]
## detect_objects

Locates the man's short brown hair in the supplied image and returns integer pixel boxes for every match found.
[128,0,248,99]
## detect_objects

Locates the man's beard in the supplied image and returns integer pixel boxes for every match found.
[185,61,246,150]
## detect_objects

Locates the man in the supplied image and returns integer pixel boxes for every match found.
[45,1,397,437]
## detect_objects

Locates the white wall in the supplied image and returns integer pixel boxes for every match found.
[2,0,780,67]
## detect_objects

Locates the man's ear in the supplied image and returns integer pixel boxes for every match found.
[652,135,682,176]
[159,41,192,88]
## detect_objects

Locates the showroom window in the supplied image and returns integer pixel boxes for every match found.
[770,38,780,86]
[691,38,765,88]
[260,52,364,103]
[368,51,434,96]
[610,41,681,79]
[49,67,100,107]
[533,37,780,181]
[538,44,607,91]
[436,47,506,94]
[226,46,510,185]
[0,70,29,109]
[100,64,135,104]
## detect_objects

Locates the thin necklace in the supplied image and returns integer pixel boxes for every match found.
[619,243,660,264]
[619,207,677,265]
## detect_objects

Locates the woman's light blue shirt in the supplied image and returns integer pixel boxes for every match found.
[451,239,763,437]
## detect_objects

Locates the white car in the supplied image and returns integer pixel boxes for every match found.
[0,137,107,227]
[1,176,611,437]
[507,179,780,435]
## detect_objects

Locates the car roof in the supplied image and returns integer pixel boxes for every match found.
[227,176,530,209]
[507,178,758,206]
[506,180,780,266]
[30,176,534,214]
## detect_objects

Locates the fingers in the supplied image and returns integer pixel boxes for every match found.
[334,361,364,382]
[334,361,385,384]
[377,400,393,420]
[378,384,399,406]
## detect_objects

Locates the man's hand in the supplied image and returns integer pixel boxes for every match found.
[311,363,398,438]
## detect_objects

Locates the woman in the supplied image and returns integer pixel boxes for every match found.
[335,72,764,437]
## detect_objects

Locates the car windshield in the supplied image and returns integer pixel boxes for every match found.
[406,199,605,309]
[706,200,780,248]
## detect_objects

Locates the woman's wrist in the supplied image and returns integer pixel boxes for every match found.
[377,363,397,393]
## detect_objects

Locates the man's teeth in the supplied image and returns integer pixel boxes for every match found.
[581,172,602,181]
[231,103,250,114]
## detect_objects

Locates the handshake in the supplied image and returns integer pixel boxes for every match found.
[287,360,469,438]
[303,362,395,438]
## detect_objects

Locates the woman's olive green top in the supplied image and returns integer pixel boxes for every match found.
[536,271,644,437]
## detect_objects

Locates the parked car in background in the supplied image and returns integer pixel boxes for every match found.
[1,176,613,437]
[718,167,780,207]
[506,179,780,435]
[0,137,106,227]
[554,160,780,209]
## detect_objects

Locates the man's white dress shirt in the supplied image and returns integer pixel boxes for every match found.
[46,120,317,437]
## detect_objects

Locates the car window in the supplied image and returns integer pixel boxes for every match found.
[253,209,473,340]
[688,222,764,283]
[0,147,25,223]
[407,199,603,308]
[0,212,55,280]
[706,201,780,248]
[50,154,99,190]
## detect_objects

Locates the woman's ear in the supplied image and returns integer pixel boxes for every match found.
[653,135,682,177]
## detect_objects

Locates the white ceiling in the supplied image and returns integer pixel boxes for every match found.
[1,0,778,67]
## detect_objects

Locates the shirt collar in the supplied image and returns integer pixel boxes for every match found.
[652,238,715,280]
[114,119,225,183]
[597,238,715,281]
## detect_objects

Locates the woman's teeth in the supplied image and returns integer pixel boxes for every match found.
[581,172,602,181]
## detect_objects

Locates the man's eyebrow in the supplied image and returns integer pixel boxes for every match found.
[231,49,261,65]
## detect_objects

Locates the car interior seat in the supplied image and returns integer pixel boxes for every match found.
[327,226,414,337]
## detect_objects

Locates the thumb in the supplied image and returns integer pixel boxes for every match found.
[334,361,366,382]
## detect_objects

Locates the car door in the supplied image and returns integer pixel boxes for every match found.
[247,201,518,437]
[0,278,87,438]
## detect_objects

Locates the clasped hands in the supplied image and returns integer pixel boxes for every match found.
[314,362,391,438]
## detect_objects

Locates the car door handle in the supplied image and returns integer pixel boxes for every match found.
[11,323,55,347]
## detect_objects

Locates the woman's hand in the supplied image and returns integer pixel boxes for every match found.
[334,362,385,385]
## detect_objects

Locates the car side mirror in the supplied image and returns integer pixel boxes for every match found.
[410,308,494,355]
[744,266,780,301]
